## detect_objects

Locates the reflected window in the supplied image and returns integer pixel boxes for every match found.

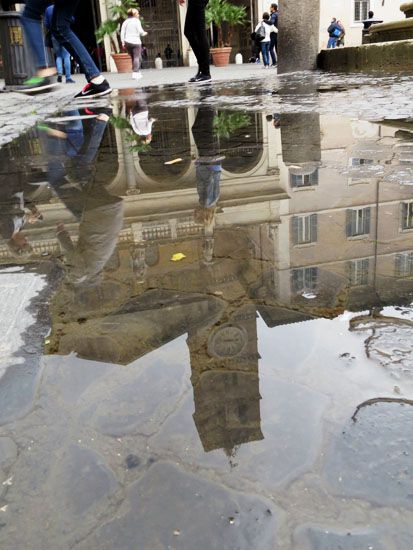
[292,214,317,245]
[354,0,369,22]
[346,207,371,237]
[395,252,413,277]
[290,170,319,188]
[351,158,374,166]
[349,258,369,286]
[401,202,413,230]
[291,267,318,293]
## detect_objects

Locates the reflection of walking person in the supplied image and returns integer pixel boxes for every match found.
[178,0,211,82]
[192,104,223,262]
[121,8,148,81]
[44,4,75,83]
[21,0,111,97]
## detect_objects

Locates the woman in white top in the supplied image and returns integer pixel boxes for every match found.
[255,12,276,68]
[121,8,148,80]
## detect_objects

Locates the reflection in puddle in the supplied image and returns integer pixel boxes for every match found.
[0,84,412,548]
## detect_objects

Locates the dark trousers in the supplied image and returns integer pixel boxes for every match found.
[125,43,142,72]
[270,34,278,65]
[22,0,100,79]
[184,0,210,76]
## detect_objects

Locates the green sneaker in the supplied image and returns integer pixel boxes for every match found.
[19,75,56,94]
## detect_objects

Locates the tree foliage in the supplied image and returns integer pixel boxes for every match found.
[205,0,247,48]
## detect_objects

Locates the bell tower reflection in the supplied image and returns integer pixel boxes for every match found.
[189,302,264,455]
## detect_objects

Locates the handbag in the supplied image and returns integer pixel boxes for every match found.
[255,23,266,42]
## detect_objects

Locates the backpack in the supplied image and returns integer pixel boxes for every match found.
[256,23,266,42]
[332,27,341,37]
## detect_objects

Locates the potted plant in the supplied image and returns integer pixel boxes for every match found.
[95,0,140,73]
[205,0,247,67]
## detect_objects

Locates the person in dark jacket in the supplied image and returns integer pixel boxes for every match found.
[327,18,340,49]
[269,3,278,66]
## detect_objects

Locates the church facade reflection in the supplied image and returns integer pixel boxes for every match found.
[0,96,412,457]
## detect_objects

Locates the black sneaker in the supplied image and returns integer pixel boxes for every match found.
[74,79,112,99]
[57,75,62,83]
[18,75,56,94]
[189,72,201,83]
[194,73,211,83]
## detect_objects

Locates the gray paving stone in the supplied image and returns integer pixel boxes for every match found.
[77,461,278,550]
[0,436,17,469]
[325,400,413,509]
[51,444,118,527]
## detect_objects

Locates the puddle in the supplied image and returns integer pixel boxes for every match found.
[0,76,413,548]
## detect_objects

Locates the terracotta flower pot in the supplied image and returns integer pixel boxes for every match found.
[210,47,232,67]
[111,52,132,73]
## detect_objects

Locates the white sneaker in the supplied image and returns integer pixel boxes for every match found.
[132,72,142,80]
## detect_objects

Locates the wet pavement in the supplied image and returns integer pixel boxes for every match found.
[0,72,412,549]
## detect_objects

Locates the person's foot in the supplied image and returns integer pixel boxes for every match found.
[66,78,76,83]
[193,73,211,83]
[57,75,62,83]
[189,72,201,82]
[74,79,112,99]
[255,58,261,64]
[132,72,142,80]
[18,76,57,94]
[271,63,277,67]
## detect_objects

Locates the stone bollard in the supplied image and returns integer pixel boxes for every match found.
[155,55,163,70]
[235,52,243,64]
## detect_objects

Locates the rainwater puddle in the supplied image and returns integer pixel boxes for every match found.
[0,78,412,549]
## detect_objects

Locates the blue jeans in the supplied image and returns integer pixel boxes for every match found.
[22,0,100,80]
[261,41,270,66]
[327,36,337,48]
[52,36,71,78]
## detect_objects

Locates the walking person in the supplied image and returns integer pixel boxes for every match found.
[269,3,278,67]
[21,0,111,97]
[327,17,341,49]
[121,8,148,80]
[255,12,277,68]
[178,0,211,82]
[44,4,75,83]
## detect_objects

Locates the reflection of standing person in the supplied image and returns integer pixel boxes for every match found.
[44,4,75,83]
[269,3,278,66]
[121,8,148,80]
[178,0,211,82]
[21,0,111,97]
[192,105,223,264]
[128,95,156,145]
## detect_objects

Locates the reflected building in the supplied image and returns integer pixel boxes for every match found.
[1,95,413,457]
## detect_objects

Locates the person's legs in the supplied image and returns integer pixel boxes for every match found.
[126,43,142,72]
[327,37,336,48]
[261,42,270,66]
[62,47,72,79]
[269,39,276,65]
[52,0,100,81]
[184,0,210,78]
[22,0,51,70]
[52,35,63,76]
